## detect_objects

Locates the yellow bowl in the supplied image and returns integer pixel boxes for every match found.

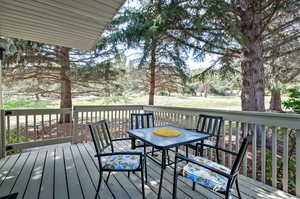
[153,128,181,137]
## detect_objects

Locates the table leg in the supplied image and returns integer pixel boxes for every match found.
[158,149,166,199]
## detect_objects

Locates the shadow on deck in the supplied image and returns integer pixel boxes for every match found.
[0,141,297,199]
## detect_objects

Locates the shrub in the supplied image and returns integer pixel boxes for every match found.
[282,88,300,113]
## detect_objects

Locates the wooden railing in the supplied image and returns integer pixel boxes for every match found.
[0,108,72,154]
[0,104,300,196]
[143,105,300,196]
[72,105,144,141]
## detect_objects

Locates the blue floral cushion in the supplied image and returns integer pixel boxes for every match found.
[102,155,140,170]
[182,156,231,193]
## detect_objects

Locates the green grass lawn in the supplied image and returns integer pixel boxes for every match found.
[3,95,275,110]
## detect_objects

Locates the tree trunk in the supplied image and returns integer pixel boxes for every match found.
[269,88,282,112]
[239,1,265,112]
[57,46,72,123]
[35,94,40,101]
[148,41,157,105]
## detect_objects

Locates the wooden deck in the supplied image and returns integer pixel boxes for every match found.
[0,141,298,199]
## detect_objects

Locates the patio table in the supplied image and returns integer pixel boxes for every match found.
[127,125,210,199]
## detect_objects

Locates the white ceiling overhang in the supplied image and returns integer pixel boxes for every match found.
[0,0,125,50]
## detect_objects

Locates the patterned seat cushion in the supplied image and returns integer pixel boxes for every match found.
[102,154,140,170]
[183,156,231,193]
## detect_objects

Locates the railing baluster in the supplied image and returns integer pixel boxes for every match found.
[49,114,52,128]
[6,115,10,143]
[41,114,44,140]
[236,122,240,152]
[16,115,20,143]
[56,114,59,138]
[272,126,277,187]
[296,129,300,196]
[221,120,225,165]
[261,125,266,183]
[113,110,117,138]
[118,110,121,137]
[282,128,289,192]
[25,115,28,138]
[243,123,248,175]
[34,114,37,140]
[252,124,257,180]
[62,112,66,138]
[228,120,232,167]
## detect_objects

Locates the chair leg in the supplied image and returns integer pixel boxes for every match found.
[192,182,196,191]
[225,191,230,199]
[144,145,148,183]
[172,156,178,199]
[141,167,145,199]
[236,178,242,199]
[128,171,130,178]
[106,171,111,184]
[151,146,155,156]
[95,171,103,199]
[185,145,188,158]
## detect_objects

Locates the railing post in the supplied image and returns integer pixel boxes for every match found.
[185,114,193,129]
[0,109,6,158]
[72,108,79,144]
[296,129,300,196]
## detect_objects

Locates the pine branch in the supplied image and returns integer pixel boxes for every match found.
[265,47,300,60]
[166,33,240,58]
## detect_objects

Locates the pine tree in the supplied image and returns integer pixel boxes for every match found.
[105,0,188,105]
[165,0,299,111]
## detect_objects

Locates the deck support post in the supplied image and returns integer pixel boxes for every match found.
[0,110,6,158]
[0,46,5,158]
[72,108,79,144]
[296,129,300,196]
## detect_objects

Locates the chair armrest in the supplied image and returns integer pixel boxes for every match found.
[215,147,238,156]
[185,128,197,131]
[195,143,238,156]
[112,137,132,142]
[95,151,143,158]
[175,154,232,179]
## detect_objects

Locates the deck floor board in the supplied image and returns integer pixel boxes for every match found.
[0,142,298,199]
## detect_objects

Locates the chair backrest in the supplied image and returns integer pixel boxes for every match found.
[89,120,114,157]
[230,135,251,175]
[196,114,223,137]
[130,113,155,129]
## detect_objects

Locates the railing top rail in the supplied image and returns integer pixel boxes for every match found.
[144,105,300,129]
[4,108,72,116]
[143,105,300,118]
[73,105,144,112]
[3,105,300,128]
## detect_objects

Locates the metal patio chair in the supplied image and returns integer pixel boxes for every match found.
[186,114,223,162]
[173,135,251,199]
[130,113,173,163]
[89,120,145,199]
[130,113,155,150]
